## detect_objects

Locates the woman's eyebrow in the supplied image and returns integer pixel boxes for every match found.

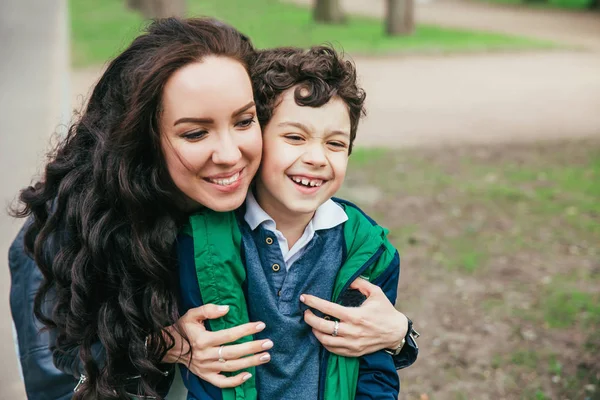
[174,117,213,126]
[232,101,255,117]
[173,101,255,126]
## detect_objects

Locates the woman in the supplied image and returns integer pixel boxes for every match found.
[11,17,416,399]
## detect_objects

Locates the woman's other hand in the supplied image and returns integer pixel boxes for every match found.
[163,304,272,388]
[301,277,408,357]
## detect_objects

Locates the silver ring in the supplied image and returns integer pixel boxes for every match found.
[218,345,226,363]
[332,320,339,337]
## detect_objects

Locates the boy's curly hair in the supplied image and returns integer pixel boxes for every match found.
[251,46,366,154]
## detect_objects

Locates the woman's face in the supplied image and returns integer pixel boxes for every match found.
[160,56,262,212]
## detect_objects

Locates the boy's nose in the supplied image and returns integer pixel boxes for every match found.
[301,144,327,168]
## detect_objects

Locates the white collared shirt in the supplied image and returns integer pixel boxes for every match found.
[244,191,348,270]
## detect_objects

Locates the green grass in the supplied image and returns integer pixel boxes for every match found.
[342,142,600,275]
[343,141,600,399]
[70,0,556,67]
[70,0,145,67]
[466,154,600,238]
[492,345,599,400]
[512,350,540,368]
[541,284,600,329]
[349,148,389,168]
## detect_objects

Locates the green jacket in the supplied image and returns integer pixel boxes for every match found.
[182,199,399,400]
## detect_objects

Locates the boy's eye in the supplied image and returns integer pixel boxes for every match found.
[328,141,348,149]
[285,134,304,142]
[182,130,208,141]
[236,118,256,129]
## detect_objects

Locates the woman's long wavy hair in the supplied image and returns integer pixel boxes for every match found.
[13,17,256,399]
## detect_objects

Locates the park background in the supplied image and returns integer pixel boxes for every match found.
[1,0,599,398]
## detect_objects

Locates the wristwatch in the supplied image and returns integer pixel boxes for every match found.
[385,317,420,356]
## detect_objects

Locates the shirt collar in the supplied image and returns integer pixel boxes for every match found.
[244,191,274,231]
[313,198,348,231]
[244,191,348,232]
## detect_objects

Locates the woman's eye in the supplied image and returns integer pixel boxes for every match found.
[236,118,256,128]
[328,141,347,149]
[182,130,208,141]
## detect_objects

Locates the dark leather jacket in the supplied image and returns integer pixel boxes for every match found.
[9,223,173,399]
[9,223,77,400]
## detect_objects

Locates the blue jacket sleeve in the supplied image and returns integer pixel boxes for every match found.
[376,251,418,370]
[356,350,400,399]
[355,251,401,399]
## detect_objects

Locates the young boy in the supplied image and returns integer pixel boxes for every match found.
[179,46,405,399]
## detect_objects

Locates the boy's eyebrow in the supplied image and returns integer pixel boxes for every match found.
[173,101,255,126]
[278,121,313,133]
[324,130,350,138]
[279,121,350,138]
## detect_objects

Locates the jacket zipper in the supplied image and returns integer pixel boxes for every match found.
[317,245,386,400]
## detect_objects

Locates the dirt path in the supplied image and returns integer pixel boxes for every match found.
[71,1,600,147]
[71,49,600,148]
[354,51,600,148]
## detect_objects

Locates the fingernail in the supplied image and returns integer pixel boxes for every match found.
[262,340,273,349]
[260,353,271,361]
[218,305,229,312]
[243,373,252,381]
[300,295,305,302]
[256,322,266,331]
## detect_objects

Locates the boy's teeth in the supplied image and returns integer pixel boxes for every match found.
[210,172,240,186]
[291,176,323,187]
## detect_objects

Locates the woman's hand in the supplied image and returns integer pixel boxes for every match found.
[301,277,408,357]
[162,304,273,388]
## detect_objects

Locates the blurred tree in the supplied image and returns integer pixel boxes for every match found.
[386,0,414,35]
[127,0,186,18]
[126,0,143,11]
[314,0,346,23]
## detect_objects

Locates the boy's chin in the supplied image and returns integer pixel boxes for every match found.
[283,198,324,215]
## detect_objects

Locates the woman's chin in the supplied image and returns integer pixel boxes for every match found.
[188,193,247,213]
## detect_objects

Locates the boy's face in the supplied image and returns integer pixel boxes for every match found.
[255,86,351,219]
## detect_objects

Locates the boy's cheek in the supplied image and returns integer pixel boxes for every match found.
[331,154,349,180]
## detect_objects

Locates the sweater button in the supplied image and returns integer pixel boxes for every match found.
[266,237,274,245]
[272,263,281,272]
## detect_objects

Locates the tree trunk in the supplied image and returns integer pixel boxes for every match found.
[385,0,414,36]
[135,0,186,18]
[126,0,143,12]
[313,0,346,24]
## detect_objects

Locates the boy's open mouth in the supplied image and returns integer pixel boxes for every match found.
[288,175,326,188]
